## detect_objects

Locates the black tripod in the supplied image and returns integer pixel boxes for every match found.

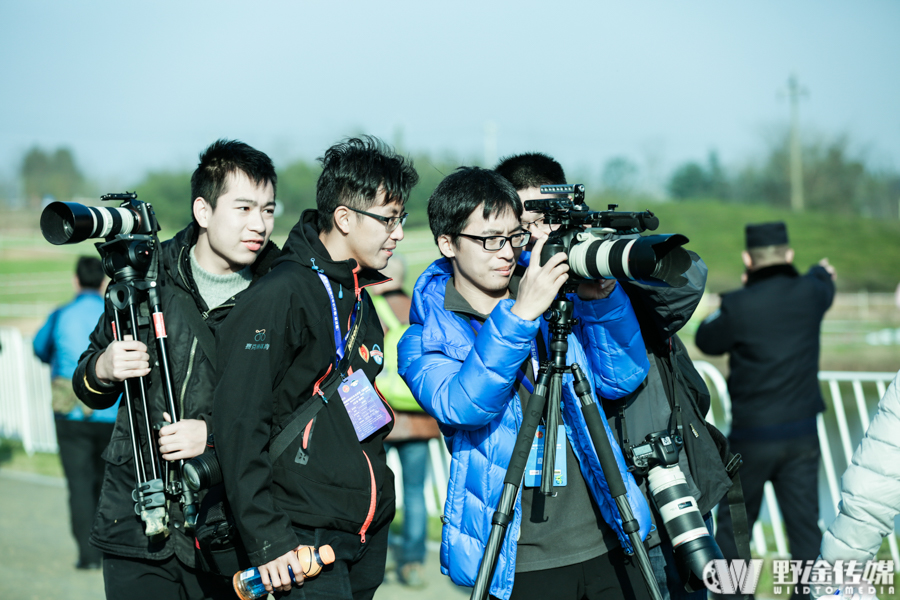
[470,292,662,600]
[97,233,197,537]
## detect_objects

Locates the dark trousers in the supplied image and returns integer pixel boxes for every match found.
[498,548,653,600]
[55,418,114,565]
[103,553,234,600]
[715,433,822,565]
[278,520,390,600]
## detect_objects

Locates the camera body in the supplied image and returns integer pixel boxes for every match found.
[626,430,723,592]
[628,430,683,474]
[524,184,691,288]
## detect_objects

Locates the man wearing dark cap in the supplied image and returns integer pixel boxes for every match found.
[696,221,836,593]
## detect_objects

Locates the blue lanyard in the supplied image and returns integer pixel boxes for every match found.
[317,272,358,362]
[469,319,540,394]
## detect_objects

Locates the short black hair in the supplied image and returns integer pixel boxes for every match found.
[316,136,419,233]
[190,139,277,223]
[427,167,522,245]
[494,152,567,190]
[76,256,104,289]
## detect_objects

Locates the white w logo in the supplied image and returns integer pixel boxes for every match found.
[703,559,765,594]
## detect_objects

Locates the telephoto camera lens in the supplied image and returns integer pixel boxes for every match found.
[183,451,223,492]
[647,465,723,592]
[566,234,691,287]
[40,201,141,245]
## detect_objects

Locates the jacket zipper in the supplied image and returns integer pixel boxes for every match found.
[319,267,385,543]
[312,364,333,400]
[373,382,395,423]
[179,338,198,418]
[302,417,315,449]
[358,451,377,543]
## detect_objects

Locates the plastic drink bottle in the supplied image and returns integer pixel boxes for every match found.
[232,544,336,600]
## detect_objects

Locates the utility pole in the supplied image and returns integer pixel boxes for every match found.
[786,74,807,211]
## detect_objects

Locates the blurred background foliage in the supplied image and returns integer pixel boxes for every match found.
[5,127,900,293]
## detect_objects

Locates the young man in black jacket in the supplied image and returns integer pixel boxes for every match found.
[213,137,418,599]
[73,139,280,599]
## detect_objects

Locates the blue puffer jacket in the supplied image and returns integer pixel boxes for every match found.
[398,259,652,600]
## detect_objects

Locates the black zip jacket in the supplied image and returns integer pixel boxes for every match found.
[213,210,396,567]
[695,263,834,431]
[72,223,280,565]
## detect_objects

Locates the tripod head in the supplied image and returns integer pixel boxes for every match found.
[543,292,576,373]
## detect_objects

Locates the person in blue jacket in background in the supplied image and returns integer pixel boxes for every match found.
[398,167,652,600]
[33,256,118,570]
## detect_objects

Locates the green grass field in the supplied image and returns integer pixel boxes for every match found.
[3,203,899,369]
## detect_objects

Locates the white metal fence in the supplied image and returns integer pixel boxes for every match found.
[2,324,897,561]
[694,360,899,563]
[0,327,56,454]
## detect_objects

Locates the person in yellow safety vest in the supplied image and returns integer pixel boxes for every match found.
[370,255,441,589]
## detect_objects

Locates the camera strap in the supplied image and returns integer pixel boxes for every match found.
[171,288,217,365]
[664,339,685,440]
[661,337,753,565]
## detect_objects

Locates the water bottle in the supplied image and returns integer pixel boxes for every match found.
[232,544,336,600]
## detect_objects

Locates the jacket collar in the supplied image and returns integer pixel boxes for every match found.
[409,259,481,362]
[274,210,389,292]
[163,221,280,298]
[745,263,798,287]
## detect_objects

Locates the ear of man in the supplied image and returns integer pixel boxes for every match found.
[437,235,456,259]
[333,206,353,235]
[193,197,212,228]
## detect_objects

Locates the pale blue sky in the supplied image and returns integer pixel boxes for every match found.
[1,0,898,193]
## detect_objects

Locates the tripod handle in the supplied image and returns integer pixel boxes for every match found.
[572,364,629,500]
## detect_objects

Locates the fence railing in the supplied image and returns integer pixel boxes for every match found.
[695,360,899,563]
[0,327,56,454]
[2,325,897,562]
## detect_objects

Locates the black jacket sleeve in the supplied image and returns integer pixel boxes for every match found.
[807,265,836,312]
[72,307,122,410]
[694,298,736,356]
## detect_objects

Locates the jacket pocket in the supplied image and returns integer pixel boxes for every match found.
[277,402,372,526]
[101,436,135,466]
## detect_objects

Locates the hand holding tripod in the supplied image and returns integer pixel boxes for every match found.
[97,230,198,538]
[470,290,662,600]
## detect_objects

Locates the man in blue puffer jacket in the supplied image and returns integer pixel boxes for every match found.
[398,167,653,600]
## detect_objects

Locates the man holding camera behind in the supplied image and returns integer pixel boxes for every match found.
[397,166,653,600]
[496,153,736,600]
[213,137,418,600]
[73,140,280,599]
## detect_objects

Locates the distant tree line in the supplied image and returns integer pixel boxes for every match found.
[12,128,900,235]
[666,131,900,218]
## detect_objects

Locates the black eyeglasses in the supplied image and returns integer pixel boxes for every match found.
[344,206,408,232]
[457,231,531,252]
[522,215,559,231]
